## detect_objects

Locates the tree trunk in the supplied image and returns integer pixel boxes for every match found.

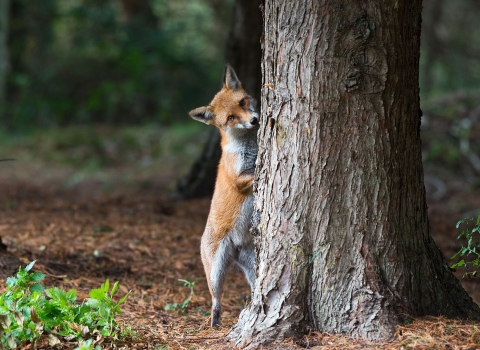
[0,0,9,107]
[225,0,263,103]
[0,236,22,280]
[229,0,480,347]
[120,0,158,33]
[176,128,222,199]
[176,0,262,199]
[22,1,55,75]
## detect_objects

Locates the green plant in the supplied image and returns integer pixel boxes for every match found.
[0,261,130,349]
[0,261,46,349]
[164,279,196,311]
[75,338,101,350]
[196,307,210,316]
[450,215,480,278]
[119,324,139,340]
[155,345,170,350]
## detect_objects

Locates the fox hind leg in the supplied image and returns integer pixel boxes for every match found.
[209,239,234,326]
[236,245,255,291]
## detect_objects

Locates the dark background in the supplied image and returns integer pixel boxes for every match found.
[0,0,479,129]
[1,0,233,128]
[0,0,478,218]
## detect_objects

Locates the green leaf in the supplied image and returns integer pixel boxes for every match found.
[17,268,27,280]
[178,279,189,286]
[45,288,55,299]
[29,284,45,293]
[49,288,68,307]
[114,305,122,313]
[6,276,17,287]
[458,259,465,267]
[164,303,177,311]
[102,280,110,294]
[29,272,45,282]
[111,282,119,297]
[0,271,129,348]
[89,289,105,301]
[117,291,131,306]
[101,327,113,337]
[180,296,191,309]
[86,298,102,309]
[66,289,77,303]
[24,261,36,272]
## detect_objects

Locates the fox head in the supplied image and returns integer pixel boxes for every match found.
[189,65,259,132]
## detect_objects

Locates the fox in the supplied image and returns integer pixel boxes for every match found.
[189,65,258,327]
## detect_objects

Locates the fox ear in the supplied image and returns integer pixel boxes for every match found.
[223,64,241,91]
[189,106,215,125]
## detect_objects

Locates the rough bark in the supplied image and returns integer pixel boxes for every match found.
[0,0,9,106]
[176,0,262,199]
[229,0,480,347]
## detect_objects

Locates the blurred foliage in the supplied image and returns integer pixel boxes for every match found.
[421,0,480,100]
[421,91,480,189]
[0,123,206,171]
[3,0,232,130]
[1,0,479,131]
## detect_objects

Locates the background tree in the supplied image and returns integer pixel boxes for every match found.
[421,0,480,96]
[120,0,157,28]
[176,0,262,199]
[229,0,480,347]
[0,0,9,108]
[0,0,19,273]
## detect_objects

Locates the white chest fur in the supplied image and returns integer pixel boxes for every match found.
[223,130,258,175]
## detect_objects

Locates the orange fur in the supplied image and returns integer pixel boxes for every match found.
[209,159,251,250]
[212,91,254,130]
[189,65,258,326]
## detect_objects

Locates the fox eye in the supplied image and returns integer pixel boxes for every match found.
[227,115,235,122]
[239,99,246,107]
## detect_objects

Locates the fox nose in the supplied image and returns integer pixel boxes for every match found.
[250,117,258,125]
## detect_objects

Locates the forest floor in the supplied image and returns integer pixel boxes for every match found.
[0,104,480,350]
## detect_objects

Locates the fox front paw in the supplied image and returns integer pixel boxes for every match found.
[235,169,255,193]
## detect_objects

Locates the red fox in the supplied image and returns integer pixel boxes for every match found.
[189,65,258,327]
